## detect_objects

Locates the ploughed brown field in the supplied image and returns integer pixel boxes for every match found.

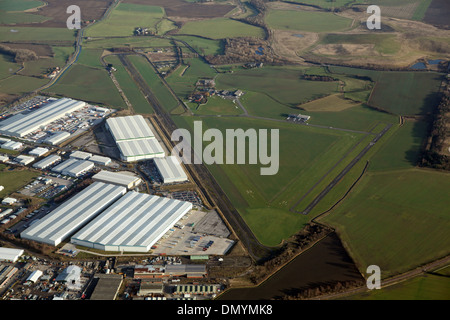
[423,0,450,29]
[124,0,235,18]
[12,0,113,28]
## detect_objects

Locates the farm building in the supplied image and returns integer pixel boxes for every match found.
[20,182,127,246]
[92,170,141,189]
[106,115,165,162]
[0,247,24,262]
[0,155,8,162]
[0,98,86,138]
[154,156,188,184]
[44,131,71,145]
[71,192,192,253]
[32,155,61,170]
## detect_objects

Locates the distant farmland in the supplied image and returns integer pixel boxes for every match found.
[368,72,443,115]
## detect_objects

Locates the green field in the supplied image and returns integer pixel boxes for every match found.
[76,48,104,69]
[0,74,47,95]
[265,9,353,33]
[104,54,153,114]
[0,11,48,24]
[321,168,450,277]
[178,18,265,40]
[85,3,166,38]
[348,273,450,300]
[0,0,44,12]
[0,27,75,41]
[173,35,223,56]
[216,66,339,110]
[191,96,243,116]
[127,54,179,112]
[45,64,126,108]
[0,167,40,198]
[166,57,217,100]
[369,72,443,115]
[83,36,173,50]
[173,115,366,246]
[0,53,21,80]
[368,120,429,171]
[321,34,401,55]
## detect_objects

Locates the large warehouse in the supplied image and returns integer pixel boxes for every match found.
[52,159,94,177]
[71,192,192,253]
[0,98,86,138]
[105,115,155,141]
[20,182,126,246]
[106,115,165,162]
[92,170,141,189]
[154,156,188,184]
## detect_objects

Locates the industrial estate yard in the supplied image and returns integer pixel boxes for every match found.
[0,0,449,303]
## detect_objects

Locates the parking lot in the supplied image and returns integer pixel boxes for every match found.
[152,209,234,256]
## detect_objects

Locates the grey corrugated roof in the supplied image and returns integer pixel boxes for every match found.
[71,192,192,251]
[106,115,155,141]
[20,182,127,246]
[154,156,187,183]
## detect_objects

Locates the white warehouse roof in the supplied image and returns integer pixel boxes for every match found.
[0,247,24,262]
[62,160,94,177]
[92,170,141,189]
[15,155,35,166]
[106,115,155,141]
[106,115,164,162]
[71,192,192,252]
[26,270,43,283]
[0,98,86,138]
[20,182,127,246]
[154,156,188,184]
[70,151,92,160]
[29,147,49,157]
[44,131,71,145]
[89,155,111,166]
[117,139,164,161]
[33,154,61,170]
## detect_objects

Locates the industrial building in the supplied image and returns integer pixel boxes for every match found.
[0,247,24,262]
[116,139,164,162]
[71,192,193,252]
[1,141,23,150]
[89,274,123,300]
[105,115,155,141]
[29,147,49,157]
[70,151,92,160]
[14,155,35,166]
[32,154,61,170]
[44,131,71,145]
[106,115,165,162]
[26,270,43,283]
[20,182,127,246]
[154,156,188,184]
[0,98,86,138]
[88,155,111,166]
[92,170,141,189]
[52,159,94,177]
